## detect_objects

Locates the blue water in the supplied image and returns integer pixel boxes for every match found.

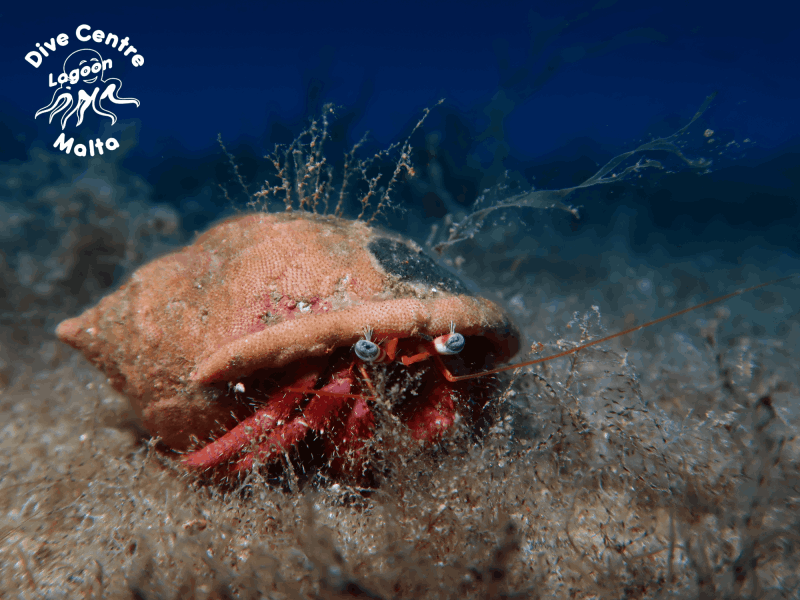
[1,0,799,364]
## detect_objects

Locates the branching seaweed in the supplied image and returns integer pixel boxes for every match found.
[222,101,442,223]
[432,93,717,254]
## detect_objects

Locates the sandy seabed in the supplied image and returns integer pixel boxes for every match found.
[1,147,799,599]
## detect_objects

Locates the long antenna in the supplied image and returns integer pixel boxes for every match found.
[444,274,797,383]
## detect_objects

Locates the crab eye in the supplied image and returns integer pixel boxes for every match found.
[354,339,381,362]
[434,332,465,355]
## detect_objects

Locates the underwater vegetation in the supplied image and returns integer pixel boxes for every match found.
[0,99,798,599]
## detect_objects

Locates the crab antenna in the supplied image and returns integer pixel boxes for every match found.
[446,274,798,383]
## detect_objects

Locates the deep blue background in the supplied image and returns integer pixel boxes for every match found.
[2,0,799,261]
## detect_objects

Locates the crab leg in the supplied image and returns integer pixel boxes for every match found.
[399,335,450,367]
[324,392,376,479]
[399,345,461,384]
[182,371,318,470]
[327,366,380,470]
[432,354,459,383]
[400,346,434,366]
[232,368,356,472]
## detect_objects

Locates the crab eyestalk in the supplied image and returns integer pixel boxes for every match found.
[354,329,398,364]
[354,339,381,362]
[433,331,465,355]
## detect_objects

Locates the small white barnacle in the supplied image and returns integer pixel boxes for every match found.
[233,382,246,394]
[297,301,312,313]
[434,321,465,355]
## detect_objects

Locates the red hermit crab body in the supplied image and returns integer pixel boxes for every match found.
[56,212,519,479]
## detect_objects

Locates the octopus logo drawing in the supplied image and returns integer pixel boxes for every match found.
[24,25,146,157]
[36,48,140,130]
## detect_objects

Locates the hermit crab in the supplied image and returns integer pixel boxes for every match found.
[56,207,791,482]
[55,94,791,483]
[56,212,519,480]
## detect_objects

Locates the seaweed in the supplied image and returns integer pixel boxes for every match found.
[1,110,798,598]
[432,94,717,255]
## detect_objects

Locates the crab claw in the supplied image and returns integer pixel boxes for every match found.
[404,381,458,444]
